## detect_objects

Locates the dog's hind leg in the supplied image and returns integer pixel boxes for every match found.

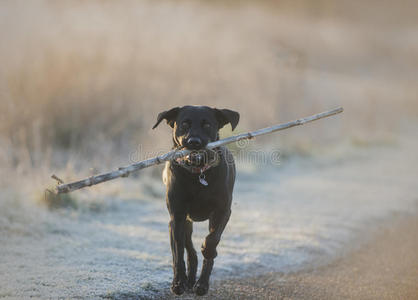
[194,208,231,295]
[184,218,198,289]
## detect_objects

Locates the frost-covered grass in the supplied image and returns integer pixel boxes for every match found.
[1,136,418,298]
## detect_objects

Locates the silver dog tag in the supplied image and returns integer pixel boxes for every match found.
[199,173,208,186]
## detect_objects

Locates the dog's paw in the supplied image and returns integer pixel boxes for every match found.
[193,280,209,296]
[171,280,186,295]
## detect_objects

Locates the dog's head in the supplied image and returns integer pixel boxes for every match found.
[152,105,239,150]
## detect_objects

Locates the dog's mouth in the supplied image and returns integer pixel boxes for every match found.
[183,151,206,166]
[175,149,216,167]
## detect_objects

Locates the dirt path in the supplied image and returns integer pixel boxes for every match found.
[164,213,418,300]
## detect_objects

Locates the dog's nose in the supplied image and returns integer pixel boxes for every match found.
[187,137,202,148]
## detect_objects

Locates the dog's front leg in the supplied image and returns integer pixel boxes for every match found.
[169,213,187,295]
[194,208,231,295]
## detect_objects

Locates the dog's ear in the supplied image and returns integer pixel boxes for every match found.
[152,107,180,129]
[214,108,240,131]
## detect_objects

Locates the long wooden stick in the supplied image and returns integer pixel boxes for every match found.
[54,107,343,194]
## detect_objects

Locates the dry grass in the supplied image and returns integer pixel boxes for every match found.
[0,0,417,180]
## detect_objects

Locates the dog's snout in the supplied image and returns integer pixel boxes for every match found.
[187,137,202,149]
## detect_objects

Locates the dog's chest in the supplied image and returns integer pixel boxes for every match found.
[187,191,217,221]
[164,160,231,221]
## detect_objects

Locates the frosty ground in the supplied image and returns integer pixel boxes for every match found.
[1,134,418,299]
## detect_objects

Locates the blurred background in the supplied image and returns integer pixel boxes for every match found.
[1,0,417,177]
[0,0,417,298]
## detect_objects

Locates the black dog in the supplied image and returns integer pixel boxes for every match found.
[152,105,239,296]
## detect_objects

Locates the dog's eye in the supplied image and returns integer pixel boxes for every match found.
[202,123,211,129]
[181,121,190,129]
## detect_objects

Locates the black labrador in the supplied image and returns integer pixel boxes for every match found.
[152,105,239,296]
